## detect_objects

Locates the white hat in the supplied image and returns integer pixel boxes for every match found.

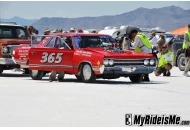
[52,29,59,33]
[70,27,75,31]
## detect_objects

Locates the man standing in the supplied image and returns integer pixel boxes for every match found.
[183,24,190,77]
[157,33,166,52]
[131,31,152,81]
[149,31,158,47]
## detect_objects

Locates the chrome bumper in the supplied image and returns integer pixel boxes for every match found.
[102,65,156,75]
[0,58,16,65]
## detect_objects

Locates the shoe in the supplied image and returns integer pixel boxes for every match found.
[58,78,64,82]
[49,79,53,82]
[144,77,150,82]
[166,71,171,77]
[143,75,150,82]
[163,71,167,76]
[183,73,190,77]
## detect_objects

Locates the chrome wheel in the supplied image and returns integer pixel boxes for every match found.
[83,64,92,80]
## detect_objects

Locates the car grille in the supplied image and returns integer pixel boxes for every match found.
[7,45,19,55]
[114,59,144,65]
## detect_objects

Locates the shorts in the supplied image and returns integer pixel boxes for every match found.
[155,63,172,75]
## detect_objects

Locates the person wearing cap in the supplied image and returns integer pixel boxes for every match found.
[69,27,76,33]
[44,28,51,35]
[52,29,59,33]
[149,31,158,47]
[131,31,153,81]
[183,24,190,77]
[77,29,83,33]
[157,33,166,52]
[155,44,173,76]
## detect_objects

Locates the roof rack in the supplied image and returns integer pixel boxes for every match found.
[0,22,17,25]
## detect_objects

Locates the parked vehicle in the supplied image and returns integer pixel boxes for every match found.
[0,22,30,74]
[13,33,157,83]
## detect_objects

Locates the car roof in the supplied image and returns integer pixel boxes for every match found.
[0,24,22,27]
[51,33,109,37]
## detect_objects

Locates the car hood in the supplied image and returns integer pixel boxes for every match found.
[82,48,154,59]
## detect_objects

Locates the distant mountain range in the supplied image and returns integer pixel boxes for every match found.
[1,6,190,33]
[0,16,37,26]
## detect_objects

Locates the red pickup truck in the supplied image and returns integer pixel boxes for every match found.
[13,33,157,83]
[0,23,30,74]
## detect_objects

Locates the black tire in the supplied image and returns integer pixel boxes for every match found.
[177,53,185,71]
[30,70,44,80]
[129,74,142,83]
[0,66,3,74]
[75,75,82,81]
[81,63,96,83]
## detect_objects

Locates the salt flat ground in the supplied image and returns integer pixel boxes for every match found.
[0,67,189,127]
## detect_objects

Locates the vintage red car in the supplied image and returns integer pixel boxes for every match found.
[13,33,157,83]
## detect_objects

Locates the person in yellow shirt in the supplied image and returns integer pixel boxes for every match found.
[131,30,153,81]
[183,24,190,77]
[155,44,173,76]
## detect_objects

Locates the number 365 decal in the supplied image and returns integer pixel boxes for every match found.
[40,52,63,63]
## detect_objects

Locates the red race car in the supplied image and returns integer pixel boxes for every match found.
[13,33,157,83]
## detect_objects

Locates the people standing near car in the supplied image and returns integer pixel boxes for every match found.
[155,44,173,76]
[52,29,59,33]
[41,28,51,40]
[131,30,152,82]
[183,24,190,77]
[149,31,158,47]
[49,71,65,82]
[77,29,83,33]
[157,33,166,52]
[44,28,51,35]
[69,27,76,33]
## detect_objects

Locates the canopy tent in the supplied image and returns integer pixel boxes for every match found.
[169,26,188,35]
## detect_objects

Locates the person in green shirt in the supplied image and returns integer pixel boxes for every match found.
[155,44,173,76]
[183,24,190,77]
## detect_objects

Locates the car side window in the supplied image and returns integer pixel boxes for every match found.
[46,37,56,47]
[16,28,27,38]
[55,37,66,48]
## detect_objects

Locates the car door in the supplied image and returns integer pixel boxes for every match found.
[29,36,74,73]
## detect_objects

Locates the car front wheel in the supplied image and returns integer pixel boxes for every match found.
[129,74,142,83]
[81,63,96,83]
[30,70,44,80]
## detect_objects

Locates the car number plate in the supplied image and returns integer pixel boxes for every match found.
[122,67,136,72]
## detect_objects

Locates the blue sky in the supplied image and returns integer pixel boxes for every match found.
[0,1,190,19]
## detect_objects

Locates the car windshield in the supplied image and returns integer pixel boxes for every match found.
[0,25,28,39]
[74,36,115,48]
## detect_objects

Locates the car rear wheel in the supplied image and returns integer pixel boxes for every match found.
[129,74,142,83]
[81,63,96,83]
[30,70,44,80]
[177,53,185,71]
[0,66,3,74]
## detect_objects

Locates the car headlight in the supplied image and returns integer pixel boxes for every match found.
[12,50,15,55]
[2,46,8,53]
[104,59,109,66]
[144,59,149,65]
[150,59,155,65]
[108,59,114,65]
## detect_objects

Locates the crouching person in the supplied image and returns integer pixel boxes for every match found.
[49,71,65,82]
[155,44,173,76]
